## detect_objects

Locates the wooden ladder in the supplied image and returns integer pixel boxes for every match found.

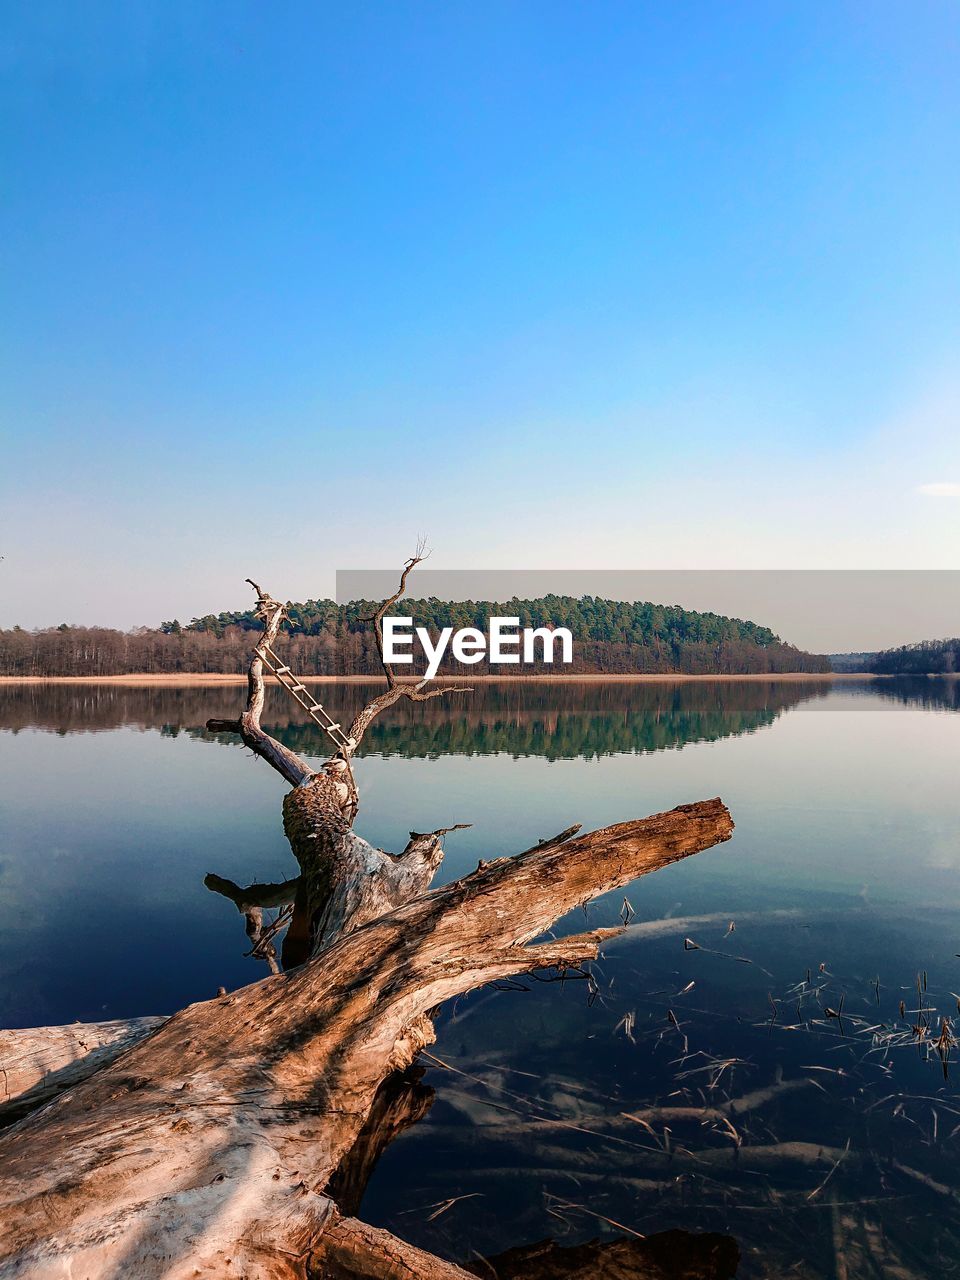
[258,642,357,754]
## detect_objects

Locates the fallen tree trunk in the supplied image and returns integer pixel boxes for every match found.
[0,800,733,1278]
[0,1017,166,1125]
[0,561,735,1278]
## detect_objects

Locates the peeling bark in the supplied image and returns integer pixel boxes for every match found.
[0,1017,165,1124]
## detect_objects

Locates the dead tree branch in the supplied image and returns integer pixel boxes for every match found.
[346,547,473,750]
[202,560,479,964]
[206,581,314,788]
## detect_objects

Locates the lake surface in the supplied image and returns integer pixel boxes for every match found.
[2,677,960,1277]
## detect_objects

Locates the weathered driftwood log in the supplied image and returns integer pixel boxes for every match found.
[325,1066,435,1219]
[0,559,735,1278]
[0,801,733,1278]
[0,1017,165,1124]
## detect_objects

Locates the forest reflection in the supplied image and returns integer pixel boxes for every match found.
[4,677,960,1276]
[3,677,958,758]
[0,678,841,759]
[852,674,960,712]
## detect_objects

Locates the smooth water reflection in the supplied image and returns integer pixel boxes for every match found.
[2,676,960,1277]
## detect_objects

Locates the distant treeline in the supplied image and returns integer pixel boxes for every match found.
[828,652,876,673]
[0,596,831,677]
[869,638,960,676]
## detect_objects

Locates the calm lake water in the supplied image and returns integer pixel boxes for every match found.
[3,677,960,1277]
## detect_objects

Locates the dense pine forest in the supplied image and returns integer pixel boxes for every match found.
[869,637,960,675]
[0,595,831,677]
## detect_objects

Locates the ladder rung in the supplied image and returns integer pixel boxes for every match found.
[260,647,354,753]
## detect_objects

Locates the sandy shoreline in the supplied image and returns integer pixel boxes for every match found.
[0,672,885,686]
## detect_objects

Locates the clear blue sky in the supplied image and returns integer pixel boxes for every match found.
[2,3,959,627]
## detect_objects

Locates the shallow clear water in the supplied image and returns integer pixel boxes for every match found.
[2,677,960,1277]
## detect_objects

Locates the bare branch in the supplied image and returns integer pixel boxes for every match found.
[401,823,472,849]
[203,873,300,911]
[510,926,622,972]
[346,682,469,750]
[516,823,583,857]
[409,682,473,701]
[204,875,298,975]
[369,544,430,691]
[210,560,471,779]
[340,547,475,751]
[204,581,314,788]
